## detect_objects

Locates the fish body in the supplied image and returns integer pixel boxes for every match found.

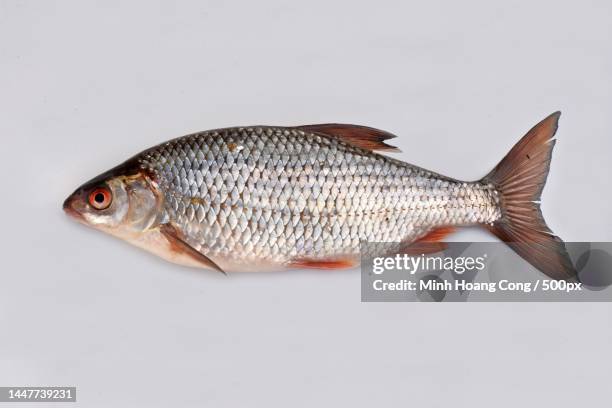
[64,113,576,279]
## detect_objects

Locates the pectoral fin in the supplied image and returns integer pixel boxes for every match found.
[159,223,226,274]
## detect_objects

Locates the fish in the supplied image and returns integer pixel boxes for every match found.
[63,112,576,280]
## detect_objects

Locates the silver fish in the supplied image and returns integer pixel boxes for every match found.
[63,112,575,279]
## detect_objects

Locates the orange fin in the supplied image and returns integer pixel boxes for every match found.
[482,111,577,281]
[289,257,357,270]
[399,227,456,255]
[400,242,447,255]
[296,123,400,152]
[416,226,456,242]
[159,223,226,274]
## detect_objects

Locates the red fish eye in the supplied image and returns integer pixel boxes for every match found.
[88,187,112,210]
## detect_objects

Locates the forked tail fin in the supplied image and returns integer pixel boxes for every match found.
[482,112,576,281]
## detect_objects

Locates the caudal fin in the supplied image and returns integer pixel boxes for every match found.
[482,112,576,281]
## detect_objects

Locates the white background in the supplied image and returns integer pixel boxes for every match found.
[1,1,611,407]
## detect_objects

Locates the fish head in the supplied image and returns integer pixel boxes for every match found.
[63,162,163,237]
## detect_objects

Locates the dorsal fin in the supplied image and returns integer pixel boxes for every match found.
[296,123,401,152]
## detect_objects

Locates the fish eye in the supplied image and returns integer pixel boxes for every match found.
[88,187,112,210]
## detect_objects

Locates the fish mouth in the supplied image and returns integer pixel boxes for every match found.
[63,194,85,222]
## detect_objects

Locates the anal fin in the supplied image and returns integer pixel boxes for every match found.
[417,226,456,242]
[399,226,456,255]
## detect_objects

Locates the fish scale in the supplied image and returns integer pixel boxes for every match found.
[138,127,500,265]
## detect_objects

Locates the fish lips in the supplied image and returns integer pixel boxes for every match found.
[63,190,87,223]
